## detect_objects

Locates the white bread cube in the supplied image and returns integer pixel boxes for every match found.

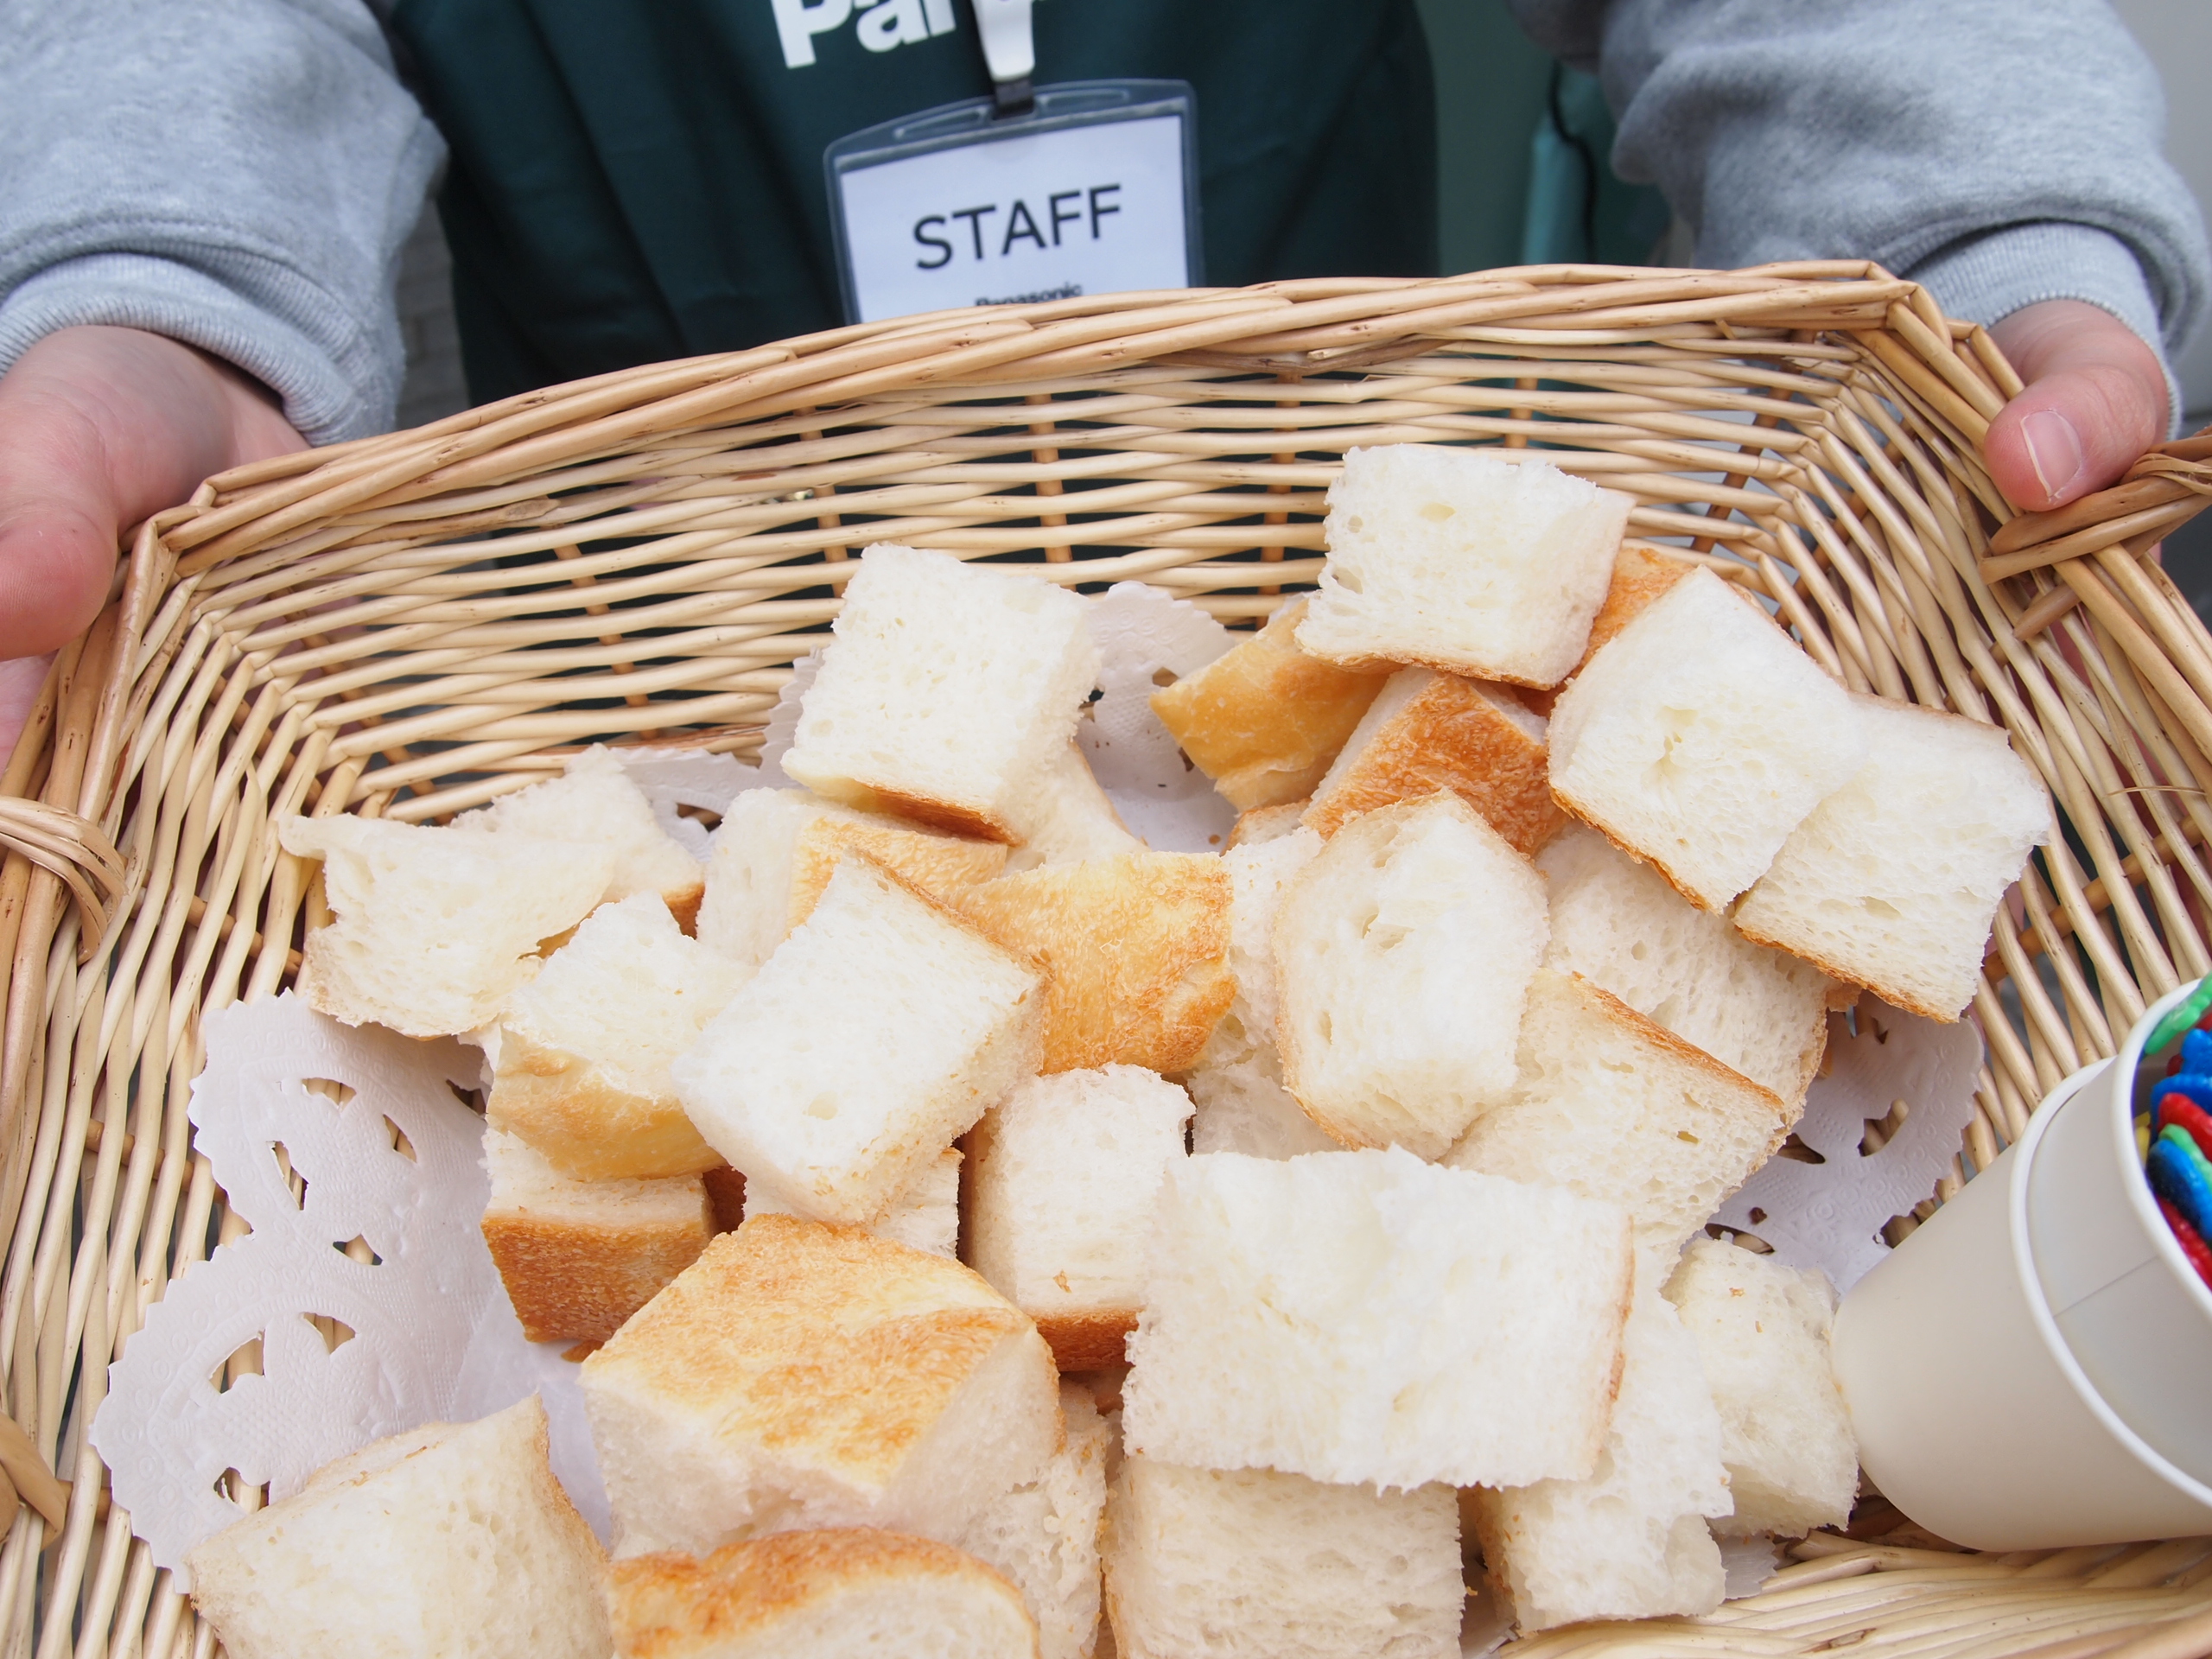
[1186,827,1338,1159]
[1295,446,1631,687]
[1471,1274,1731,1632]
[1122,1147,1632,1491]
[1540,826,1830,1107]
[1446,970,1791,1260]
[1103,1456,1461,1659]
[607,1529,1038,1658]
[1274,793,1548,1158]
[958,853,1233,1077]
[967,1066,1193,1371]
[1303,667,1563,853]
[185,1397,608,1659]
[1548,567,1866,909]
[491,893,751,1180]
[581,1217,1061,1558]
[673,853,1043,1225]
[458,744,705,925]
[280,815,615,1039]
[744,1147,963,1259]
[480,1127,714,1344]
[1148,598,1392,810]
[1002,742,1145,872]
[696,786,1007,969]
[959,1382,1112,1659]
[784,543,1101,843]
[1734,696,2050,1020]
[1665,1236,1858,1536]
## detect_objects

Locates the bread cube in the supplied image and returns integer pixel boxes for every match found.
[1548,567,1866,909]
[1540,825,1830,1106]
[958,1382,1112,1659]
[1122,1147,1632,1490]
[1471,1275,1732,1632]
[1296,446,1631,686]
[480,1128,714,1344]
[1734,696,2049,1020]
[673,852,1043,1225]
[581,1217,1060,1557]
[1446,970,1791,1260]
[491,893,751,1180]
[1274,793,1548,1158]
[457,744,704,925]
[1148,598,1392,810]
[958,853,1233,1076]
[696,786,1007,969]
[1002,742,1145,872]
[1185,827,1339,1159]
[1666,1236,1858,1536]
[745,1146,962,1259]
[280,815,615,1039]
[607,1529,1038,1658]
[1302,666,1563,853]
[967,1066,1193,1370]
[185,1397,608,1659]
[784,543,1100,842]
[1103,1456,1462,1659]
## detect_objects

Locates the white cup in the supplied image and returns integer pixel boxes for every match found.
[2027,981,2212,1488]
[1834,1029,2212,1549]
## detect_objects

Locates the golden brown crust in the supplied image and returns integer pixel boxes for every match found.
[1226,801,1310,849]
[1573,543,1697,675]
[489,1027,725,1182]
[610,1528,1034,1658]
[1148,600,1392,811]
[788,817,1007,930]
[1033,1309,1137,1373]
[830,779,1017,845]
[664,881,705,937]
[582,1217,1041,1492]
[481,1200,714,1344]
[956,853,1234,1075]
[1303,673,1565,854]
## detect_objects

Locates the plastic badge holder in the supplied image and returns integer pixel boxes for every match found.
[2028,978,2212,1487]
[1835,991,2212,1548]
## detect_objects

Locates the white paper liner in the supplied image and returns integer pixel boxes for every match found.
[616,747,760,855]
[1713,1001,1984,1293]
[92,997,607,1585]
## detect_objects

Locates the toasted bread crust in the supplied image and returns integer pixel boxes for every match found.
[610,1528,1036,1657]
[702,1165,747,1233]
[491,1027,725,1182]
[810,778,1017,845]
[788,817,1007,931]
[582,1217,1043,1492]
[1149,601,1392,810]
[1574,544,1696,674]
[481,1202,714,1344]
[664,882,705,937]
[1033,1309,1138,1374]
[957,854,1234,1075]
[1304,673,1564,852]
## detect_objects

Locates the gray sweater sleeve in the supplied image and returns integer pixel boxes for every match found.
[1510,0,2209,416]
[0,0,442,445]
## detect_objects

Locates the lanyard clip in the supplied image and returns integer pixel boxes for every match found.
[973,0,1035,117]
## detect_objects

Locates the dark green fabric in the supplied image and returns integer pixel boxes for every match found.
[390,0,1440,404]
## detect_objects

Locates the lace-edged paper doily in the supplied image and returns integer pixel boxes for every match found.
[92,996,604,1586]
[1713,1001,1983,1292]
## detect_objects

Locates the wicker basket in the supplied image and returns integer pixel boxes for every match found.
[9,264,2212,1658]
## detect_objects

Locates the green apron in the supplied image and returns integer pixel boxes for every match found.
[390,0,1443,404]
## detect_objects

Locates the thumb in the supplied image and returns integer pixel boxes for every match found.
[1985,299,2169,514]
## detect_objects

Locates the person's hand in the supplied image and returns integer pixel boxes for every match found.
[0,325,305,772]
[1985,299,2170,515]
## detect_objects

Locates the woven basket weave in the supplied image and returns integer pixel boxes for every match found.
[8,264,2212,1658]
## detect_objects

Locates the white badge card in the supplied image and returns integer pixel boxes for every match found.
[827,79,1201,324]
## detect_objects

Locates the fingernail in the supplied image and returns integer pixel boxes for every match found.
[2022,409,2086,504]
